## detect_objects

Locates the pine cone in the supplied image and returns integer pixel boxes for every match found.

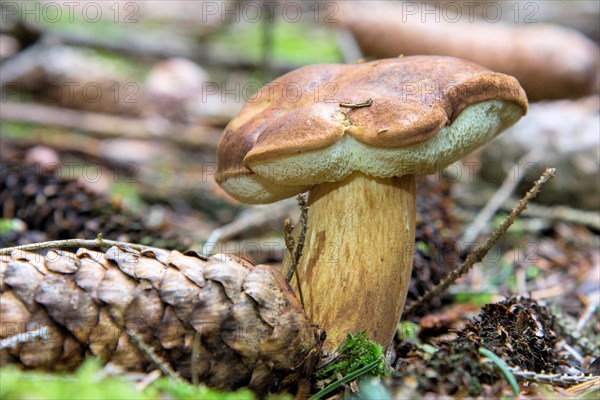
[0,246,321,393]
[0,160,183,249]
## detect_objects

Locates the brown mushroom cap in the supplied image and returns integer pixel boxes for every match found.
[216,56,528,203]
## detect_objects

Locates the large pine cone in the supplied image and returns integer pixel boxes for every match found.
[0,246,321,393]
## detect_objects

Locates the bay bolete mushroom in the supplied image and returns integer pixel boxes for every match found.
[215,56,528,352]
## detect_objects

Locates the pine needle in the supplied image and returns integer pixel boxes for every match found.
[479,347,520,395]
[309,357,383,400]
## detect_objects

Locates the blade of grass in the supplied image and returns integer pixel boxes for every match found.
[309,357,382,400]
[479,347,520,395]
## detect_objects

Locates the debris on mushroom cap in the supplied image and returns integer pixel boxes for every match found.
[216,56,528,204]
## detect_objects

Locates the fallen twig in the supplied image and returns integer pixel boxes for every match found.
[462,151,538,244]
[334,28,363,64]
[191,332,202,386]
[285,194,309,283]
[0,235,150,256]
[3,20,300,76]
[206,238,286,265]
[457,191,600,231]
[551,304,599,358]
[564,376,600,396]
[0,328,48,350]
[201,200,296,257]
[134,370,163,392]
[334,1,599,99]
[507,366,599,388]
[284,217,295,256]
[403,168,556,318]
[560,342,586,366]
[501,201,600,230]
[575,293,600,335]
[126,328,184,383]
[1,102,221,149]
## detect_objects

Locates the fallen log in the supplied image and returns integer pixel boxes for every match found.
[333,1,599,100]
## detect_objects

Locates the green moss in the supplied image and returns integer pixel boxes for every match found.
[0,360,148,400]
[397,321,420,342]
[0,219,22,236]
[315,332,387,380]
[148,377,254,400]
[453,292,495,306]
[416,241,430,256]
[80,48,151,80]
[0,121,38,139]
[271,22,340,63]
[30,5,147,45]
[210,20,340,64]
[109,182,142,210]
[526,265,540,279]
[0,358,255,400]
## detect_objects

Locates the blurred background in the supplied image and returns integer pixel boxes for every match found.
[0,1,599,315]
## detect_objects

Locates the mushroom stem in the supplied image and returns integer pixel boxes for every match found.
[283,172,416,352]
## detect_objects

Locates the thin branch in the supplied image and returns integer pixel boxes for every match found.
[201,229,222,257]
[564,376,600,395]
[13,21,300,75]
[507,366,599,388]
[191,332,202,386]
[459,195,600,231]
[334,28,363,64]
[201,200,296,257]
[284,217,295,255]
[285,194,309,283]
[560,341,586,365]
[462,151,538,244]
[575,294,600,335]
[502,201,600,230]
[403,168,556,318]
[551,304,599,357]
[211,238,285,264]
[261,0,274,71]
[0,102,221,149]
[0,235,150,256]
[0,328,48,350]
[126,328,184,383]
[134,370,163,391]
